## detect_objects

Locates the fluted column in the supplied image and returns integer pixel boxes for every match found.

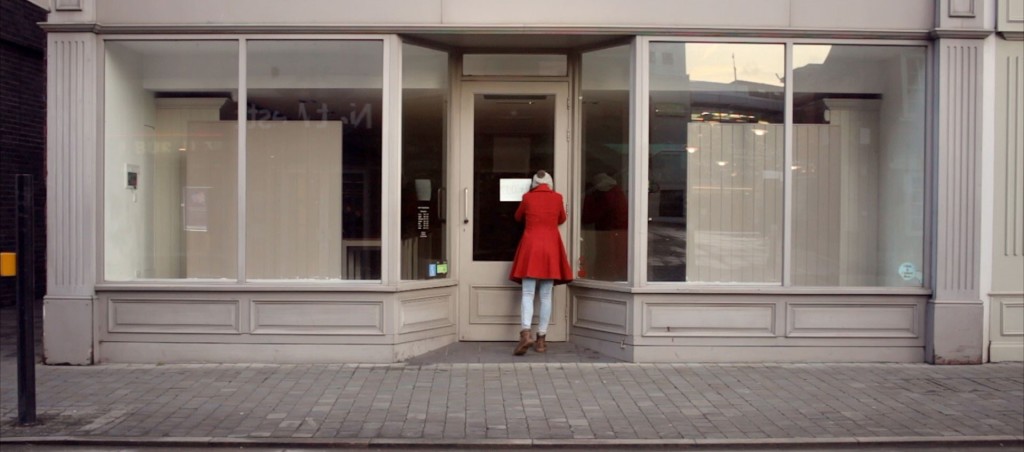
[927,0,991,364]
[44,32,98,365]
[990,0,1024,362]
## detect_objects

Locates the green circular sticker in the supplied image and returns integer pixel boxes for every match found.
[898,262,917,281]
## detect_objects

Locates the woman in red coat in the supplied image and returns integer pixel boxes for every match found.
[509,170,573,355]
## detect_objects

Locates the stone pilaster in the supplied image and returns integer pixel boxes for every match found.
[927,0,992,364]
[990,0,1024,362]
[44,32,98,365]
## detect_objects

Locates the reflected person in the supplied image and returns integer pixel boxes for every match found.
[581,173,628,280]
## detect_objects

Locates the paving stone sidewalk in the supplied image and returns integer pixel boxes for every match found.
[2,357,1022,442]
[1,306,1022,445]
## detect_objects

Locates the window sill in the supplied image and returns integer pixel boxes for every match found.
[570,280,931,296]
[95,281,397,292]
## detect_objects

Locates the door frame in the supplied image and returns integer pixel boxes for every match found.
[453,80,573,341]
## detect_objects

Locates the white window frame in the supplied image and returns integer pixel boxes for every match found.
[96,34,395,290]
[635,36,934,294]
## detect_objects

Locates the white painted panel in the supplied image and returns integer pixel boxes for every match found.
[184,121,238,278]
[1001,302,1024,336]
[44,297,94,365]
[948,0,976,17]
[152,99,222,278]
[251,301,384,335]
[793,103,881,286]
[469,285,520,324]
[469,285,559,326]
[399,295,454,334]
[89,0,933,31]
[573,296,628,334]
[990,295,1024,361]
[790,0,933,30]
[100,342,395,364]
[246,122,343,279]
[634,345,924,363]
[687,123,783,283]
[109,299,240,334]
[643,303,776,337]
[97,0,443,25]
[444,0,789,27]
[1010,0,1024,21]
[787,303,917,338]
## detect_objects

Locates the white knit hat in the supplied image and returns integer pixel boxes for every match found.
[531,170,553,189]
[592,173,616,192]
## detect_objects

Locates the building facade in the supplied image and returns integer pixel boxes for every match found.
[40,0,1023,365]
[1,0,47,308]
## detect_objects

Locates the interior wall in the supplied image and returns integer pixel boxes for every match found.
[878,53,926,286]
[104,44,155,280]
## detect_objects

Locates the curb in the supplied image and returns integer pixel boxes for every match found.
[1,435,1022,449]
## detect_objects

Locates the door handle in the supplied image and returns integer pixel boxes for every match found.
[463,188,469,224]
[437,187,446,223]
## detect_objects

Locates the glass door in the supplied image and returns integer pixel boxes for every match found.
[457,81,570,341]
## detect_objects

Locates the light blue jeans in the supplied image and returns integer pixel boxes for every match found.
[520,278,553,335]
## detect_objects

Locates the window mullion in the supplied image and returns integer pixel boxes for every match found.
[237,38,248,283]
[782,42,794,287]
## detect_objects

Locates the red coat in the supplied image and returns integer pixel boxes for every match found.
[509,184,574,285]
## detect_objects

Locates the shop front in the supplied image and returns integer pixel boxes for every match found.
[41,0,1012,364]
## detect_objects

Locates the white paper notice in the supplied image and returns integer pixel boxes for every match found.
[500,178,533,202]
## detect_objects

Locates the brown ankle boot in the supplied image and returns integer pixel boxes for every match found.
[513,329,534,355]
[534,334,547,353]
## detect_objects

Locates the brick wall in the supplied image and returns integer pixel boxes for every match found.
[1,0,47,306]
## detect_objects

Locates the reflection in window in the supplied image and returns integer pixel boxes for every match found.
[648,42,784,283]
[246,40,383,279]
[473,94,555,262]
[580,45,631,281]
[792,45,926,287]
[103,41,239,280]
[401,44,448,280]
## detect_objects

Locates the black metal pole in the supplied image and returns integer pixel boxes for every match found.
[17,174,37,425]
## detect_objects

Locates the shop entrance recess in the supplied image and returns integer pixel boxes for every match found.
[457,81,571,341]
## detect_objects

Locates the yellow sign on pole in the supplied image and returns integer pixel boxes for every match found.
[0,252,15,277]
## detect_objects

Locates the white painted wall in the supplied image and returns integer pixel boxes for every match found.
[104,44,155,281]
[877,51,926,287]
[84,0,934,31]
[792,46,927,287]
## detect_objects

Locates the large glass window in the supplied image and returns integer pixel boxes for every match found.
[648,43,785,283]
[104,41,239,280]
[246,40,383,280]
[401,44,448,279]
[580,45,631,281]
[792,45,926,287]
